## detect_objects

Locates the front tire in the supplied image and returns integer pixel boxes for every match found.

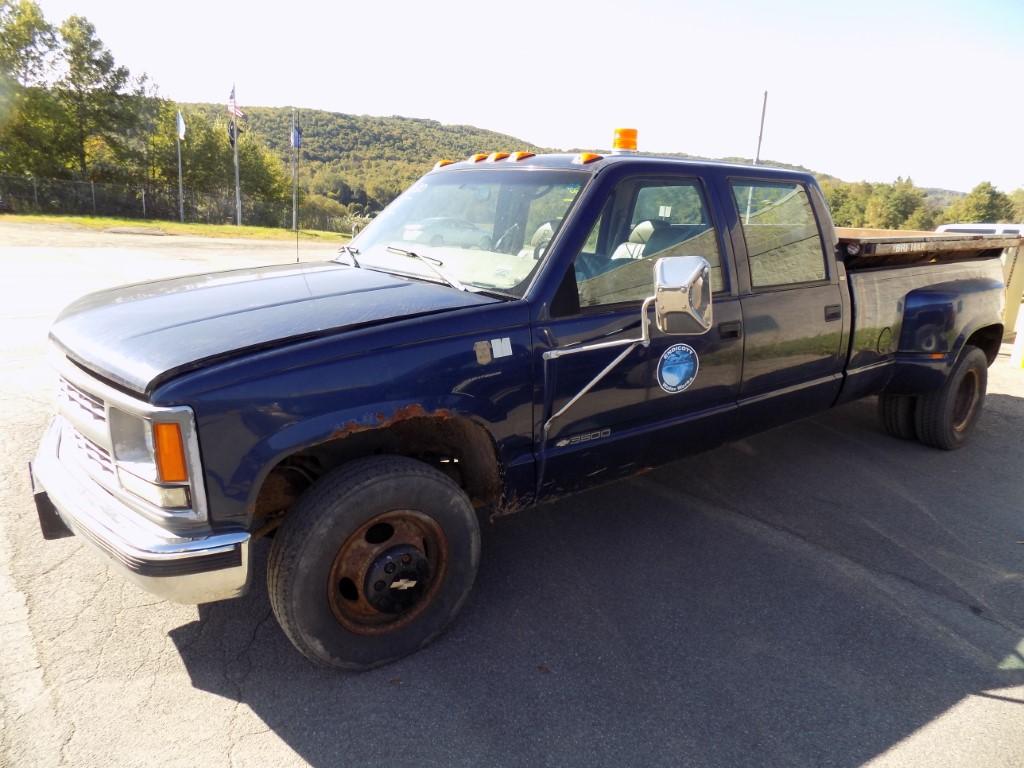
[267,456,480,669]
[914,345,988,450]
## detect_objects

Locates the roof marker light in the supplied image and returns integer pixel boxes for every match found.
[574,152,604,165]
[510,151,535,161]
[612,127,638,154]
[433,159,456,170]
[469,152,489,162]
[487,152,510,162]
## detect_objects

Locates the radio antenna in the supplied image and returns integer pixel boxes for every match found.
[744,90,768,224]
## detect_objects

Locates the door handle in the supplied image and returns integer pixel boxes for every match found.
[824,304,842,322]
[718,320,743,339]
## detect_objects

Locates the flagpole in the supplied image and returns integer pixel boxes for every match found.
[176,130,184,223]
[232,85,242,226]
[233,122,242,226]
[291,107,298,232]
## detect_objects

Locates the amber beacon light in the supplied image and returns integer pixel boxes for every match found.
[612,127,638,153]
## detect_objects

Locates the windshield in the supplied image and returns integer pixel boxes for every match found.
[344,169,588,297]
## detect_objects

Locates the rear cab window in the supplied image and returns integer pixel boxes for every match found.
[730,180,827,289]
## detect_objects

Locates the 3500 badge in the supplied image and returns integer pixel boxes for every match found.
[657,344,699,393]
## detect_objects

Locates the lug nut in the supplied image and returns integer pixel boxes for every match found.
[374,580,385,591]
[401,554,412,565]
[385,562,396,574]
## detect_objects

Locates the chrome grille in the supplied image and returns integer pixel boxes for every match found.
[67,424,116,479]
[60,377,107,424]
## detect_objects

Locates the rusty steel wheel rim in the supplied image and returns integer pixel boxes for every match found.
[952,368,980,433]
[327,510,448,635]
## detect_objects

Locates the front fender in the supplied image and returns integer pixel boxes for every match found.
[242,394,492,515]
[152,302,534,529]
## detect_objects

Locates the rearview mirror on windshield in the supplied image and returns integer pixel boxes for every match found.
[653,256,713,335]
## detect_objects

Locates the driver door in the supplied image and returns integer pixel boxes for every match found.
[533,171,744,498]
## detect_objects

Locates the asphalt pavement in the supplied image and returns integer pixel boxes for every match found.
[1,220,1022,768]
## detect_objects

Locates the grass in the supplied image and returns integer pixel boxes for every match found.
[1,213,351,242]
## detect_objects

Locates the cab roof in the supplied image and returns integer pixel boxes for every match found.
[428,152,815,181]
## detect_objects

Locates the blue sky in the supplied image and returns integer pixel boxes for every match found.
[37,0,1024,192]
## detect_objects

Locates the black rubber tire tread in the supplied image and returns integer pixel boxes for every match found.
[878,394,917,440]
[267,455,480,670]
[914,345,988,451]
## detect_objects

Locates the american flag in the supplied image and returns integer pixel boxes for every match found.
[227,85,245,119]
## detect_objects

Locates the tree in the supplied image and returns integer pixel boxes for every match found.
[822,179,873,227]
[0,1,62,177]
[55,15,134,178]
[0,85,70,176]
[115,77,170,186]
[1010,189,1024,223]
[308,166,353,203]
[237,128,288,201]
[301,193,351,231]
[941,181,1015,224]
[0,0,54,85]
[902,205,938,231]
[861,177,928,230]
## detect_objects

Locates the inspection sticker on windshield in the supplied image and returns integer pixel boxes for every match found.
[658,344,699,393]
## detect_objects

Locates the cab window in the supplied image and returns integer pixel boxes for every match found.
[350,169,586,297]
[572,178,723,310]
[730,181,826,288]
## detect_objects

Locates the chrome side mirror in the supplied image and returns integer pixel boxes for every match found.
[653,256,713,335]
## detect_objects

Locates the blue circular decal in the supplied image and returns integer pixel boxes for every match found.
[658,344,699,393]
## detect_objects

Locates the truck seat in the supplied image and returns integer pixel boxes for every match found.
[518,219,560,259]
[611,220,667,260]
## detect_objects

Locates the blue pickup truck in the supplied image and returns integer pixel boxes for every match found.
[31,139,1016,669]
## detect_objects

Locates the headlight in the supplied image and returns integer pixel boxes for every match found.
[117,468,190,508]
[109,408,191,509]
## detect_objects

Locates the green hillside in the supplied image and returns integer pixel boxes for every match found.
[186,104,544,212]
[184,103,847,219]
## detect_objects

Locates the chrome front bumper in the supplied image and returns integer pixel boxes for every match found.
[31,418,251,604]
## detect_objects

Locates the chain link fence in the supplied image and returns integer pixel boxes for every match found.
[0,175,330,231]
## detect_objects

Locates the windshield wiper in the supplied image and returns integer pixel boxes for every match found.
[337,244,361,268]
[386,245,467,292]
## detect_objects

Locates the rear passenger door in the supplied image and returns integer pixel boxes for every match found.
[726,178,845,433]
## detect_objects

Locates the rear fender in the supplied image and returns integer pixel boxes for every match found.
[886,277,1004,394]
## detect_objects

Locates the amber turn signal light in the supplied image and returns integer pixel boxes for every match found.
[152,422,188,483]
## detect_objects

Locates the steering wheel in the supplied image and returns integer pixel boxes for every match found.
[493,222,521,253]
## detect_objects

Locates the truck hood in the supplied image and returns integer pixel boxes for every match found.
[50,261,498,395]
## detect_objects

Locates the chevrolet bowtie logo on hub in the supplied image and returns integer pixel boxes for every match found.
[390,578,418,591]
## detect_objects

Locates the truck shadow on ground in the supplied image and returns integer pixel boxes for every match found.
[170,395,1024,768]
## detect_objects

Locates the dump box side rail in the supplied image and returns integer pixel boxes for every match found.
[836,228,1021,270]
